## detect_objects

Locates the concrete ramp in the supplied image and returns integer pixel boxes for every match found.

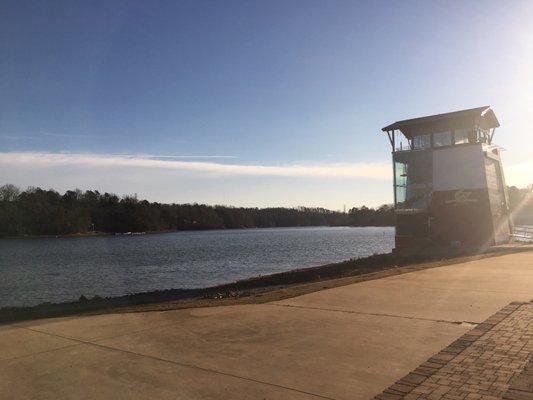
[1,251,532,400]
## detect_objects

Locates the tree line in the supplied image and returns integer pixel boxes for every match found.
[508,186,533,225]
[0,184,395,236]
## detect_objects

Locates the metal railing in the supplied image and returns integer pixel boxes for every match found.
[513,226,533,242]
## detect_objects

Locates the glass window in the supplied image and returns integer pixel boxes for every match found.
[413,134,431,149]
[393,152,433,210]
[477,128,490,143]
[395,161,407,204]
[433,131,452,147]
[454,128,470,144]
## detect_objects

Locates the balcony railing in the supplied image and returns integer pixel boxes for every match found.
[513,226,533,242]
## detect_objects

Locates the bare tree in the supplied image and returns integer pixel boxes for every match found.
[0,184,20,202]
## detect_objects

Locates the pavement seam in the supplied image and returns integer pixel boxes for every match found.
[371,301,529,399]
[44,321,190,342]
[359,282,533,296]
[18,325,337,400]
[1,343,83,362]
[269,303,480,325]
[2,318,189,362]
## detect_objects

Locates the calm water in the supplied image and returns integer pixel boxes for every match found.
[0,226,394,308]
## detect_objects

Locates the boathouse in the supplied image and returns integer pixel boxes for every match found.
[382,106,511,251]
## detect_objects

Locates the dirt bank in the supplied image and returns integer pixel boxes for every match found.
[1,245,530,324]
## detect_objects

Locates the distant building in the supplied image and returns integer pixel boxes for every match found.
[382,106,511,252]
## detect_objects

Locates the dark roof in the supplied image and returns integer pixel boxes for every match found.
[382,106,500,139]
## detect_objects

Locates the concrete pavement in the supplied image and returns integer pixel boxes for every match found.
[1,251,532,400]
[372,301,533,399]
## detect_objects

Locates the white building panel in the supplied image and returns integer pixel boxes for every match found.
[433,144,486,191]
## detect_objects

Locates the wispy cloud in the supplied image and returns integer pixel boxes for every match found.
[166,138,191,144]
[0,152,390,179]
[42,133,96,138]
[110,154,237,159]
[1,135,41,141]
[1,132,96,140]
[1,151,528,186]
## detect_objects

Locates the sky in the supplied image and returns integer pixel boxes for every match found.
[1,0,532,209]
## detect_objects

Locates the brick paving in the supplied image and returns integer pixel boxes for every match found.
[373,301,533,400]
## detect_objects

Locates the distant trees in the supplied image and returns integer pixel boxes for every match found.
[508,186,532,211]
[508,186,533,225]
[0,184,20,202]
[0,184,396,237]
[1,183,530,237]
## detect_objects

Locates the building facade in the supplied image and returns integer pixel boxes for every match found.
[382,106,511,251]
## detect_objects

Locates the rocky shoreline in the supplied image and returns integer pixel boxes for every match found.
[1,245,528,324]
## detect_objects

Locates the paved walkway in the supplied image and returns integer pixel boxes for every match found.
[0,251,532,399]
[374,301,533,399]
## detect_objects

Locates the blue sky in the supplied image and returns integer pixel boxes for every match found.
[1,0,532,208]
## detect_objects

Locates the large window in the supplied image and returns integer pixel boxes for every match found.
[395,161,407,204]
[477,128,490,143]
[413,134,431,149]
[433,131,452,147]
[454,128,471,144]
[393,151,433,210]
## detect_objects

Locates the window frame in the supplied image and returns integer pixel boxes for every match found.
[453,128,471,145]
[433,131,453,147]
[413,134,431,150]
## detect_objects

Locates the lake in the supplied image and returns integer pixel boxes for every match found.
[0,226,394,308]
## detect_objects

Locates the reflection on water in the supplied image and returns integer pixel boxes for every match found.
[0,226,394,307]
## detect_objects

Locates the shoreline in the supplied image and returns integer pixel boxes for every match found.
[0,225,393,240]
[1,244,530,324]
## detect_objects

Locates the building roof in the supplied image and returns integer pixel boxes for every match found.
[382,106,500,139]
